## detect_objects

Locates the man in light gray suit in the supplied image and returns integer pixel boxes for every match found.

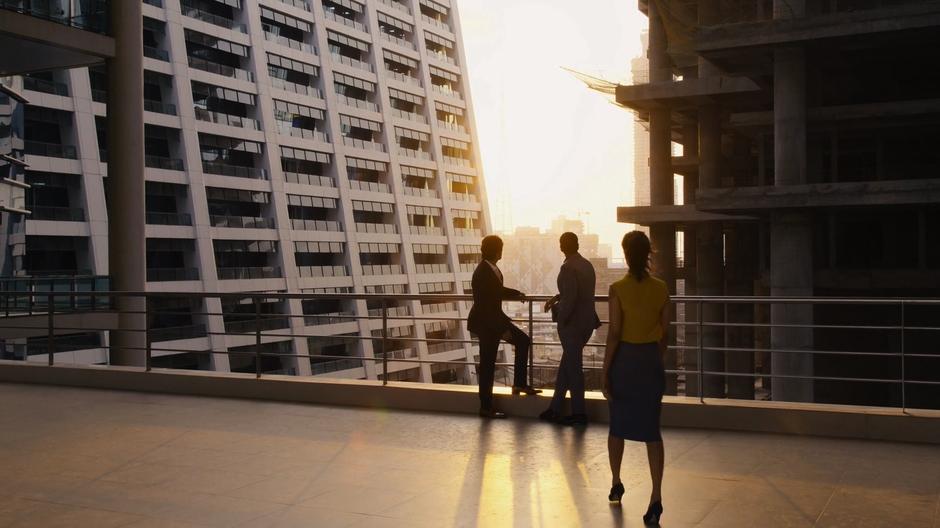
[540,232,600,426]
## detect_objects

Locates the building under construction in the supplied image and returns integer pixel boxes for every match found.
[609,0,940,408]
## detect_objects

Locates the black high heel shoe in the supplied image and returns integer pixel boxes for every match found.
[642,501,663,525]
[607,482,625,504]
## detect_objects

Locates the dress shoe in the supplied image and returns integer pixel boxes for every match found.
[479,408,507,419]
[538,408,561,423]
[560,413,588,427]
[511,385,542,396]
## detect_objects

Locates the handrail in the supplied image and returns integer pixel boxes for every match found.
[2,290,939,412]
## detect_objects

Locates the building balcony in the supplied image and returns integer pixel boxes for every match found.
[349,180,391,193]
[304,309,355,326]
[297,265,348,278]
[381,32,415,50]
[330,53,373,73]
[149,323,208,342]
[145,155,185,171]
[269,77,321,97]
[264,32,317,55]
[27,205,85,222]
[409,225,443,236]
[146,212,193,226]
[180,3,246,33]
[290,218,342,231]
[143,45,169,62]
[324,10,367,33]
[342,137,386,153]
[452,227,481,237]
[421,14,451,33]
[188,56,254,82]
[449,192,478,203]
[361,264,403,276]
[195,108,259,130]
[336,93,379,113]
[146,267,200,282]
[217,266,281,280]
[393,108,427,123]
[398,147,432,160]
[378,0,410,15]
[277,0,310,10]
[283,172,333,187]
[1,0,109,33]
[403,186,438,198]
[415,263,449,274]
[24,141,76,159]
[202,162,267,180]
[355,222,397,234]
[431,84,462,100]
[144,99,178,116]
[386,69,421,86]
[459,262,475,273]
[210,215,275,229]
[443,155,472,168]
[277,123,329,142]
[437,120,466,134]
[23,76,68,96]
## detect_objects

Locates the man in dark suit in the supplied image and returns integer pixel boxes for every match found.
[468,235,541,419]
[541,232,599,426]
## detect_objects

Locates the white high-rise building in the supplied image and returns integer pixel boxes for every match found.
[14,0,488,383]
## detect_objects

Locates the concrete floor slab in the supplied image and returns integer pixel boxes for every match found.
[0,383,939,527]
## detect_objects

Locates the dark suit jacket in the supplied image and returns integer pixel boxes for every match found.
[555,253,600,341]
[467,261,523,336]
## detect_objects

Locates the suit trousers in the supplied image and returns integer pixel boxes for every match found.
[477,323,531,410]
[549,332,590,415]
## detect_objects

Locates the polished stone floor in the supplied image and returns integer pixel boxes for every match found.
[0,383,939,527]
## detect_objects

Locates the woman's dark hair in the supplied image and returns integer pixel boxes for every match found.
[622,231,651,281]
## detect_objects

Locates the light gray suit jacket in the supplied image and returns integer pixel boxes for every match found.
[555,252,600,342]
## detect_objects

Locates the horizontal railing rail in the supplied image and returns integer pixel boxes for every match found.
[0,290,938,413]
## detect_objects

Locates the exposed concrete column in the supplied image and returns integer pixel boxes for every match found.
[690,0,726,398]
[106,1,146,367]
[647,0,676,393]
[771,21,814,401]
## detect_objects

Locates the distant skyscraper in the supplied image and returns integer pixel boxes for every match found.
[9,0,488,383]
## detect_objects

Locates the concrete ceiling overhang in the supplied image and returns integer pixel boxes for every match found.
[615,75,761,112]
[617,204,754,226]
[0,10,114,75]
[696,178,940,213]
[696,2,940,73]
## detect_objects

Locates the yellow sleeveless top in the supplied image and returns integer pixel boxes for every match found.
[612,274,669,344]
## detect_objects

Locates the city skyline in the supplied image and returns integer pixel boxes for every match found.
[457,0,647,250]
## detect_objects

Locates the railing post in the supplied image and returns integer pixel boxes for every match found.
[382,298,389,386]
[528,298,534,388]
[145,296,152,372]
[47,293,55,366]
[698,299,704,403]
[900,300,906,413]
[254,296,262,379]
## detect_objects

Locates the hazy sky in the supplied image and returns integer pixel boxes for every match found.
[456,0,648,251]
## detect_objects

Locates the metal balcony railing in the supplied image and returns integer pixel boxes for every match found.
[216,266,281,280]
[343,137,386,153]
[264,32,317,54]
[324,10,366,33]
[378,0,410,15]
[210,215,275,229]
[144,99,178,116]
[348,180,391,193]
[2,289,940,413]
[202,162,268,180]
[146,212,193,226]
[360,264,403,276]
[195,108,259,130]
[420,14,451,33]
[296,265,348,278]
[143,46,169,62]
[385,69,420,86]
[380,32,415,50]
[397,147,432,160]
[145,155,184,171]
[181,3,246,33]
[276,0,309,10]
[355,222,397,234]
[27,205,85,222]
[331,53,373,73]
[23,76,68,96]
[283,172,334,187]
[0,0,109,33]
[336,94,379,112]
[24,141,76,159]
[409,225,443,236]
[403,186,438,198]
[188,56,254,82]
[392,108,427,123]
[289,218,342,231]
[146,268,200,282]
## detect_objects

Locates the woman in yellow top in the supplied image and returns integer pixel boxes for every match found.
[602,231,669,525]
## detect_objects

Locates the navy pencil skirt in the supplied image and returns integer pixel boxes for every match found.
[608,341,665,442]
